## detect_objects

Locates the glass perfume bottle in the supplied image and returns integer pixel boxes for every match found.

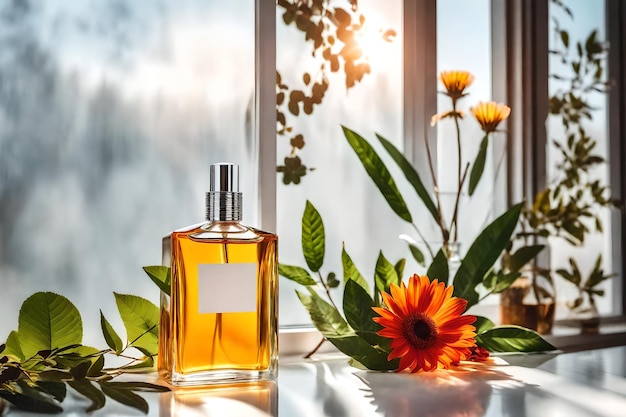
[159,163,278,385]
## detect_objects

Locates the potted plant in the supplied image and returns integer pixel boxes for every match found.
[500,13,617,334]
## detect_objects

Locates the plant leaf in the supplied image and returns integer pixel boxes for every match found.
[394,259,406,284]
[0,388,63,414]
[375,132,438,222]
[408,244,426,266]
[114,293,159,356]
[509,245,545,272]
[18,292,83,359]
[101,382,170,392]
[99,382,149,414]
[374,251,399,295]
[100,311,124,355]
[473,316,495,334]
[36,381,67,403]
[4,331,24,361]
[302,200,325,272]
[342,244,370,293]
[142,266,171,296]
[426,249,449,283]
[326,334,398,371]
[468,135,489,196]
[68,380,106,412]
[278,264,316,286]
[343,126,412,222]
[453,203,523,308]
[343,280,385,347]
[296,289,351,337]
[476,326,556,352]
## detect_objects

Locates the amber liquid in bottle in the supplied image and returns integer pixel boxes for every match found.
[159,163,277,386]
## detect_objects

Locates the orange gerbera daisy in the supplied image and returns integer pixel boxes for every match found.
[440,70,475,101]
[471,101,511,133]
[372,274,476,373]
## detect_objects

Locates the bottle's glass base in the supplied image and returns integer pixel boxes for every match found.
[167,367,277,387]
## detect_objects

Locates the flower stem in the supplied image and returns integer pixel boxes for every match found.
[423,125,448,244]
[452,100,463,242]
[318,271,339,312]
[449,163,470,240]
[303,337,326,359]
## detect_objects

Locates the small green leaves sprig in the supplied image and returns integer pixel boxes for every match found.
[0,288,169,414]
[557,255,615,314]
[279,200,556,368]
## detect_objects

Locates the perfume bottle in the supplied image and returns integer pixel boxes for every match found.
[159,163,278,386]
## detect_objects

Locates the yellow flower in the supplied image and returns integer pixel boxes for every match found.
[471,101,511,133]
[372,274,477,373]
[440,71,475,101]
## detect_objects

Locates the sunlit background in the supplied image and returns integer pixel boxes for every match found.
[0,0,619,345]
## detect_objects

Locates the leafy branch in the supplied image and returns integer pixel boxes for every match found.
[279,198,555,363]
[276,0,396,184]
[0,291,167,414]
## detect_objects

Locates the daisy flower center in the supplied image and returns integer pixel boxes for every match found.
[403,313,438,349]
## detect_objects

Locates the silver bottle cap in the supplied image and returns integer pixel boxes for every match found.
[207,163,242,221]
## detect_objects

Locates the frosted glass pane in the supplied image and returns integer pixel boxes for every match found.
[0,1,255,343]
[547,0,615,316]
[276,1,405,326]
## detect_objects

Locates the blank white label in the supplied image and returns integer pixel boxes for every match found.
[198,263,257,313]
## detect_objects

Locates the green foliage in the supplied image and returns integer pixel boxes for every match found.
[18,292,83,359]
[302,200,326,272]
[343,126,412,223]
[114,293,159,356]
[375,133,439,222]
[475,326,556,353]
[453,203,523,308]
[468,135,488,196]
[557,255,615,313]
[0,291,167,414]
[142,266,171,296]
[278,264,317,286]
[276,1,396,184]
[283,200,555,370]
[426,249,449,284]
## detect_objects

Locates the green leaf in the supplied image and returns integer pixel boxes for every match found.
[70,361,92,380]
[4,331,24,361]
[38,370,72,382]
[326,334,398,371]
[468,135,489,196]
[490,272,522,294]
[342,244,370,293]
[87,354,105,377]
[142,266,171,296]
[426,249,449,283]
[394,259,406,284]
[296,289,351,337]
[374,251,399,295]
[302,200,325,272]
[453,203,523,308]
[474,316,495,334]
[343,126,412,222]
[114,293,159,356]
[476,326,556,352]
[101,382,169,392]
[326,272,340,288]
[36,381,67,403]
[508,245,545,272]
[560,30,569,48]
[100,311,124,355]
[68,380,106,412]
[343,280,385,347]
[99,383,149,414]
[0,388,63,414]
[278,264,316,286]
[409,244,425,266]
[18,292,83,359]
[0,343,4,354]
[375,133,438,222]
